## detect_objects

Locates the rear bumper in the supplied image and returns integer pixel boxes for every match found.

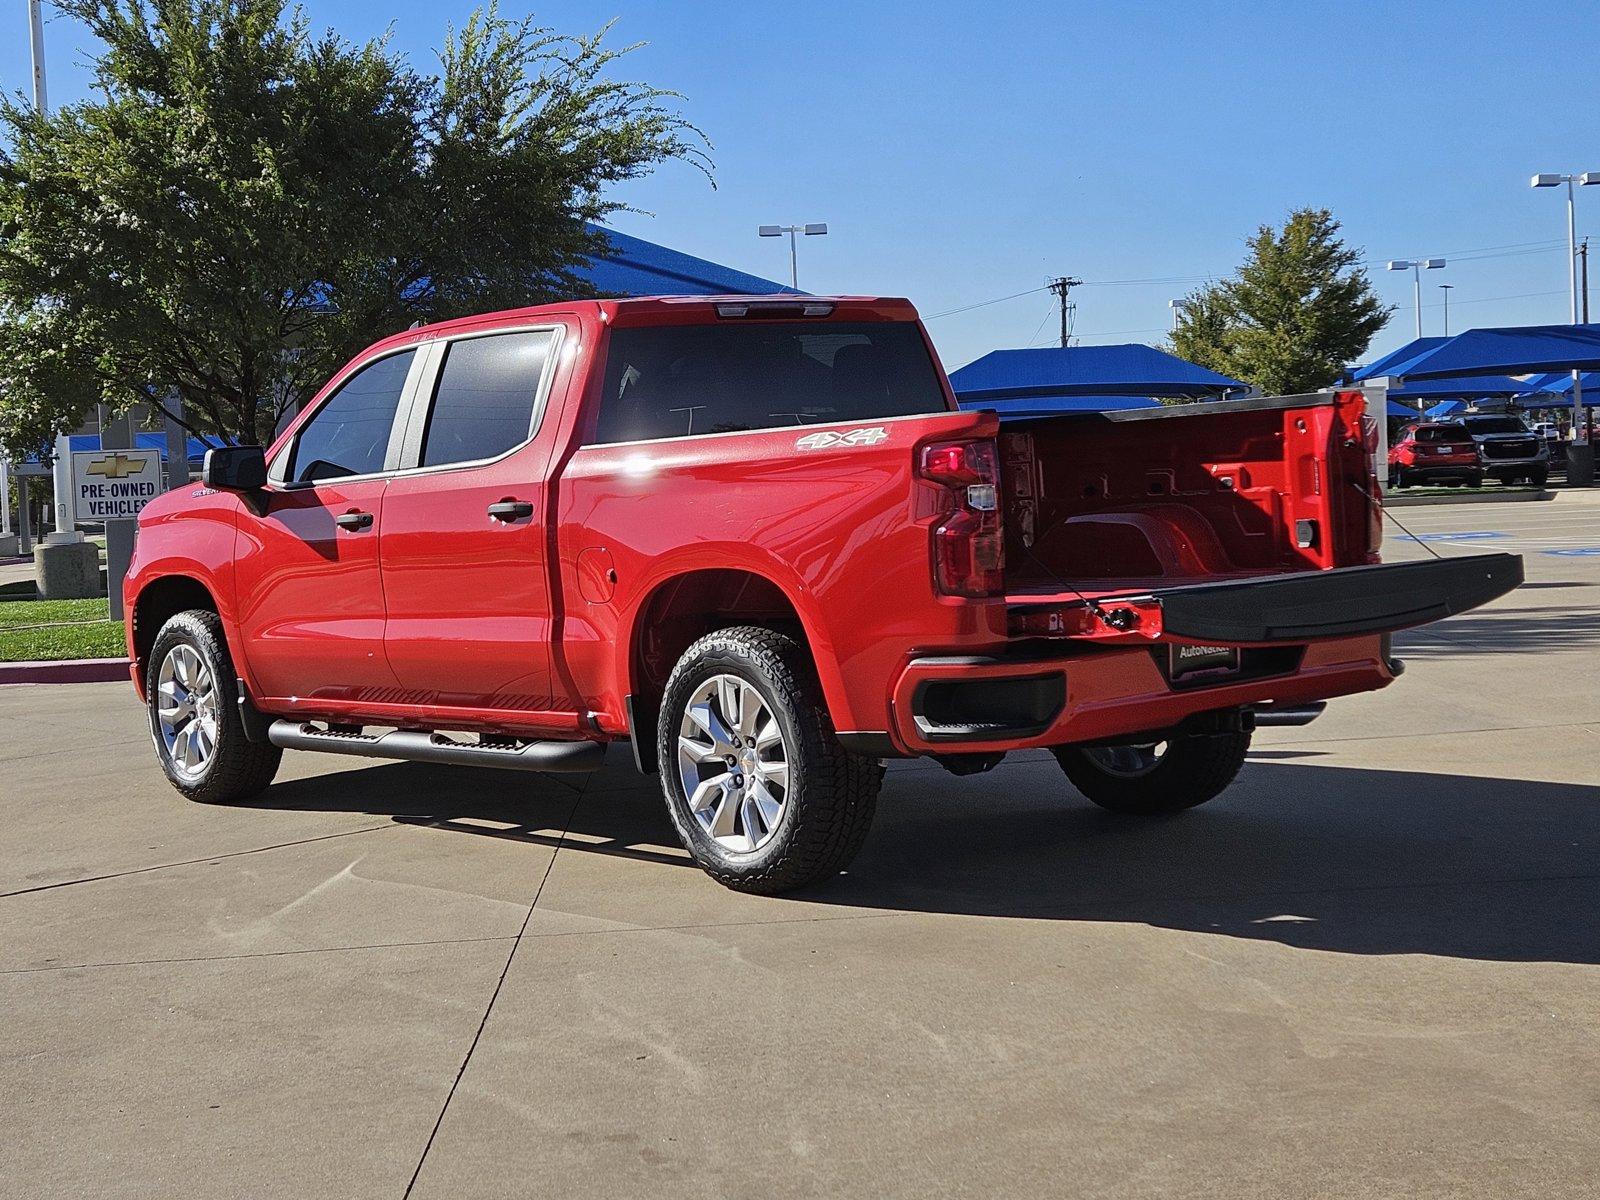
[888,637,1396,754]
[884,552,1521,755]
[1396,461,1480,479]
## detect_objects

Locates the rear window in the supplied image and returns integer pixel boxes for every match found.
[1414,425,1468,442]
[1460,417,1528,435]
[589,321,947,445]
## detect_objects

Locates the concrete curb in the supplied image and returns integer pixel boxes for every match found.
[1386,489,1554,508]
[0,657,131,686]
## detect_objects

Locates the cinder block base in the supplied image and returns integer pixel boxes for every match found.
[0,532,18,557]
[34,540,102,600]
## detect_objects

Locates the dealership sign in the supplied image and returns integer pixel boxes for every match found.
[71,449,162,522]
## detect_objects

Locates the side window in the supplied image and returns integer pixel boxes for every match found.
[288,350,415,483]
[419,330,556,468]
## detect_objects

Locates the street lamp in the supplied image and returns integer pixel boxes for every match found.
[1167,298,1187,330]
[1386,258,1446,340]
[1531,170,1600,468]
[1438,283,1454,335]
[758,222,827,289]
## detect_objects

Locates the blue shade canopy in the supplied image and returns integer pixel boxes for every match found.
[1383,373,1531,400]
[1521,370,1600,397]
[1355,337,1449,380]
[1387,398,1423,419]
[579,225,796,297]
[958,394,1164,418]
[1395,323,1600,379]
[1424,400,1469,419]
[949,344,1245,401]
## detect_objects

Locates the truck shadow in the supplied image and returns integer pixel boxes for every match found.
[248,756,1600,966]
[1393,604,1600,657]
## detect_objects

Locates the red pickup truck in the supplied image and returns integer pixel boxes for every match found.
[125,296,1520,892]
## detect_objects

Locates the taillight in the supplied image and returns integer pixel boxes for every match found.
[919,438,1004,597]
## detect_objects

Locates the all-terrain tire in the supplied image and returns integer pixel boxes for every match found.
[146,610,282,804]
[1052,730,1252,816]
[657,626,883,894]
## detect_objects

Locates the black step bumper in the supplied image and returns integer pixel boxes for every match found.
[1156,553,1522,643]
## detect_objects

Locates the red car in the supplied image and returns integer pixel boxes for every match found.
[124,297,1521,892]
[1388,422,1483,488]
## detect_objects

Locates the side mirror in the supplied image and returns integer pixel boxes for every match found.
[202,446,267,491]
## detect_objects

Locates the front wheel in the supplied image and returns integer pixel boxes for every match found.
[1052,730,1252,816]
[147,610,281,804]
[657,627,883,894]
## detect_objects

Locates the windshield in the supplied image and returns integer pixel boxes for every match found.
[1460,417,1528,435]
[590,321,949,444]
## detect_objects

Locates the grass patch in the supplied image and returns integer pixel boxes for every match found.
[0,596,124,662]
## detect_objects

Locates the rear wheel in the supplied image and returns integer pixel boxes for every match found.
[146,610,281,804]
[657,627,883,893]
[1052,730,1251,816]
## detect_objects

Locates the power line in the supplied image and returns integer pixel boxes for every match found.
[923,285,1052,320]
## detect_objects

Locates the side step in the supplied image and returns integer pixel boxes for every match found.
[266,720,607,773]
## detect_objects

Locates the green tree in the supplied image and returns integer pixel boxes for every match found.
[1170,208,1392,395]
[0,0,707,455]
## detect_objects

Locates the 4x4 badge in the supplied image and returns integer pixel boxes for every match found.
[795,426,889,451]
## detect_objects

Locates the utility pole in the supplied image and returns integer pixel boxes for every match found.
[1439,283,1454,336]
[1048,276,1081,348]
[1581,237,1591,324]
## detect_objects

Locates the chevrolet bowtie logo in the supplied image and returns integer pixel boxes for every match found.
[86,453,143,479]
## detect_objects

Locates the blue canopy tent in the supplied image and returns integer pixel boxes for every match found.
[961,395,1163,419]
[579,225,795,297]
[949,344,1244,418]
[1389,323,1600,379]
[1357,336,1449,381]
[1424,400,1469,419]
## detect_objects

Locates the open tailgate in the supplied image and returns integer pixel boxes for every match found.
[1157,553,1522,642]
[1010,553,1522,644]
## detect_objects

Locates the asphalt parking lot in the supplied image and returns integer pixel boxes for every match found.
[4,491,1598,1199]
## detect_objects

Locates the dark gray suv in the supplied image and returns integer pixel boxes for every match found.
[1452,414,1549,486]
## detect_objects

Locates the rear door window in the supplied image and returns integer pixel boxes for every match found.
[589,321,947,444]
[287,350,415,483]
[419,330,557,468]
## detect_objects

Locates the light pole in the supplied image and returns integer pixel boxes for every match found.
[1168,298,1187,330]
[1532,171,1600,473]
[758,223,827,290]
[1386,258,1445,340]
[1438,283,1454,335]
[29,0,78,544]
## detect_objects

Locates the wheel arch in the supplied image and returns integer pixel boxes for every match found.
[130,575,224,696]
[623,566,845,769]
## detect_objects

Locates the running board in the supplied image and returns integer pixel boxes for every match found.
[266,720,607,773]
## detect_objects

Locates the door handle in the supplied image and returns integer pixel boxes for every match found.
[335,510,374,532]
[487,500,535,522]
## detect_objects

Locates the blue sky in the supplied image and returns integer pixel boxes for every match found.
[4,0,1596,371]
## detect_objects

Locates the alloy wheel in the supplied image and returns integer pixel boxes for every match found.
[676,674,790,853]
[156,643,219,779]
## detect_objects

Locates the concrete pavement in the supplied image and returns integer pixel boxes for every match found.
[3,492,1598,1198]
